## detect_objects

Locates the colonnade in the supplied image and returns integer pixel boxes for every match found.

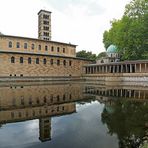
[85,87,148,99]
[84,61,148,74]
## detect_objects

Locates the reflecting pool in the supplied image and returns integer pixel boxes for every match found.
[0,82,147,148]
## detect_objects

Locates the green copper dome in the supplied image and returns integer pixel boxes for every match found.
[106,45,117,53]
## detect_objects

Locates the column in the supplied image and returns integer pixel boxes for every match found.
[126,64,127,73]
[117,65,119,73]
[135,64,137,73]
[138,91,141,99]
[97,66,99,73]
[143,92,146,99]
[106,66,108,73]
[113,66,115,73]
[94,67,96,74]
[145,63,147,72]
[121,64,123,73]
[98,66,100,73]
[130,64,132,73]
[121,89,123,97]
[134,91,136,98]
[109,66,111,73]
[129,90,132,98]
[140,64,141,73]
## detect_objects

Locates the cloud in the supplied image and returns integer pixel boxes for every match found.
[0,0,131,54]
[44,0,105,16]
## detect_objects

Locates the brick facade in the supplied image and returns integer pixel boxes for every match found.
[0,35,91,78]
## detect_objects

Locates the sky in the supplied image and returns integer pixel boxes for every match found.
[0,0,131,54]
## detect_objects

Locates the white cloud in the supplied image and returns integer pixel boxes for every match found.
[0,0,131,54]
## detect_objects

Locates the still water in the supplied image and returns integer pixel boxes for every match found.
[0,82,147,148]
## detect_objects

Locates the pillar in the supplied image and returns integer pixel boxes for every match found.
[121,89,123,97]
[99,66,101,73]
[126,64,127,73]
[138,91,141,99]
[135,64,137,73]
[117,65,119,73]
[106,66,108,73]
[130,64,132,73]
[145,63,147,72]
[140,64,141,73]
[113,66,115,73]
[97,66,99,73]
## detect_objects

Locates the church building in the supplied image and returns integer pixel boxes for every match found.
[0,10,91,80]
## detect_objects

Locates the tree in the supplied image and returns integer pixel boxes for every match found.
[124,0,148,19]
[103,0,148,60]
[76,50,97,61]
[97,52,107,59]
[101,99,148,148]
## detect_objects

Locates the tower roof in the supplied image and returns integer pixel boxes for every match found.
[106,45,117,53]
[38,10,52,15]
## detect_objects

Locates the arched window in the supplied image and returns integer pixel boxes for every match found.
[36,58,39,64]
[24,43,27,49]
[31,44,34,50]
[20,57,23,63]
[16,42,20,48]
[28,57,31,64]
[57,59,60,65]
[38,45,41,50]
[63,60,66,66]
[51,46,54,51]
[63,48,65,53]
[11,56,15,63]
[69,61,72,66]
[45,45,48,51]
[57,47,60,52]
[50,59,53,65]
[9,41,12,48]
[43,58,46,64]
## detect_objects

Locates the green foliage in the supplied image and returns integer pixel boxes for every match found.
[97,52,107,59]
[124,0,148,18]
[76,50,97,61]
[103,0,148,60]
[102,99,148,147]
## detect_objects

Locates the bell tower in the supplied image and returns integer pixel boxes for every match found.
[38,10,51,41]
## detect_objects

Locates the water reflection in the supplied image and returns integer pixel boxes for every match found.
[0,82,147,148]
[101,99,148,148]
[84,84,148,148]
[0,83,89,143]
[84,85,148,100]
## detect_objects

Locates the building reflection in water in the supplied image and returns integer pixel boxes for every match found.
[0,83,88,142]
[84,85,148,100]
[0,82,147,147]
[84,84,148,148]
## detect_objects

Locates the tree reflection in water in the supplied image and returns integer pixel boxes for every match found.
[101,99,148,148]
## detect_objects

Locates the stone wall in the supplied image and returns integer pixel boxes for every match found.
[83,73,148,86]
[0,83,85,109]
[0,83,86,123]
[0,53,90,78]
[0,35,76,57]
